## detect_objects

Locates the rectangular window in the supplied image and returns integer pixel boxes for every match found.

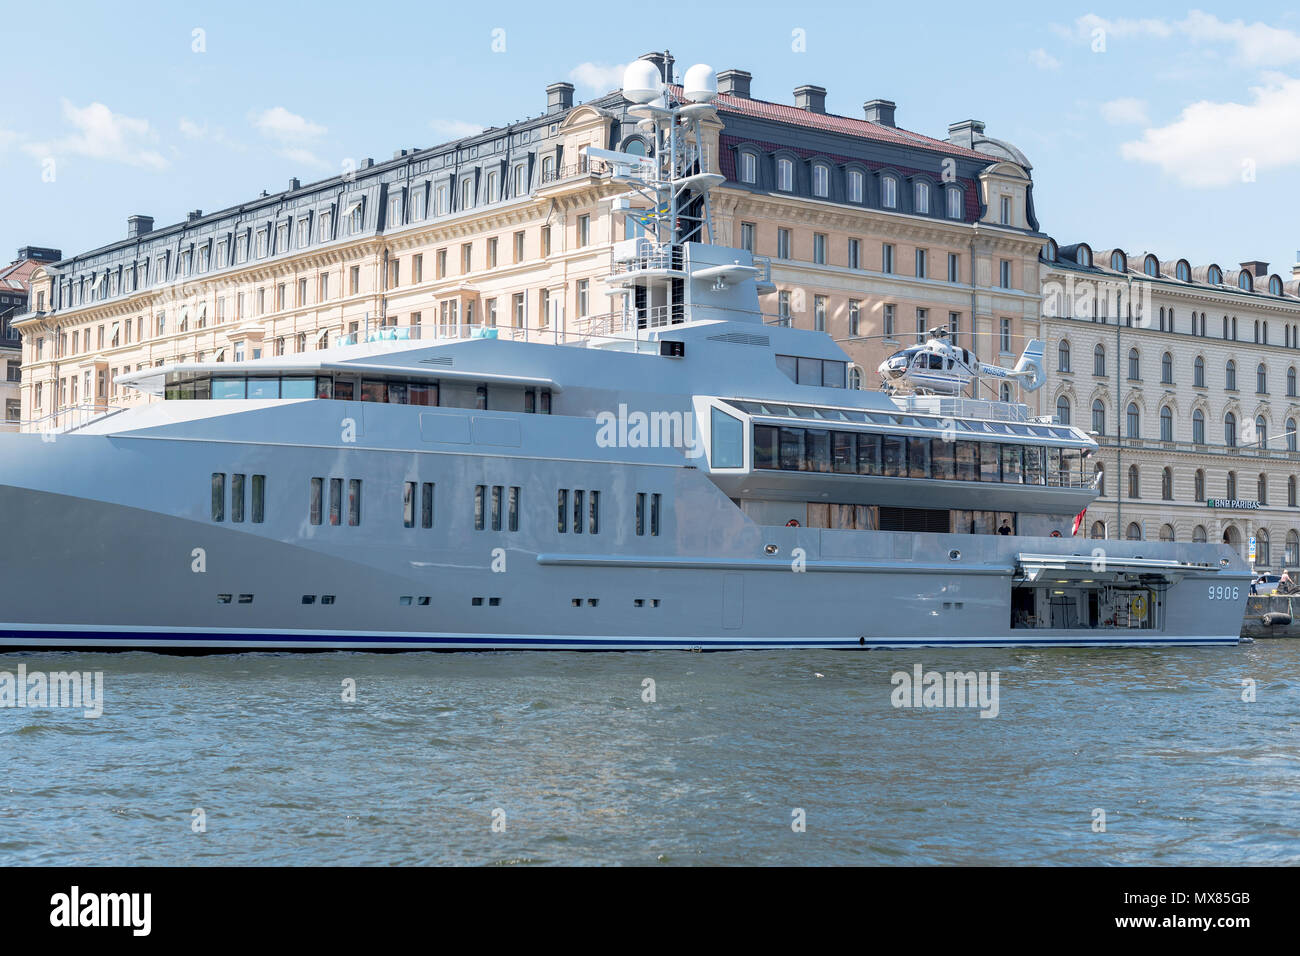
[882,243,894,274]
[777,228,791,259]
[948,253,959,283]
[915,248,927,278]
[1000,317,1012,353]
[813,233,826,265]
[389,258,400,288]
[1000,195,1012,225]
[403,481,416,528]
[740,222,755,252]
[251,475,265,523]
[557,489,568,533]
[211,473,225,521]
[349,266,360,294]
[650,493,661,536]
[490,485,502,531]
[508,486,520,532]
[999,259,1011,289]
[573,490,585,535]
[329,478,343,526]
[916,307,928,343]
[635,492,646,535]
[848,238,860,270]
[884,304,896,338]
[849,300,861,337]
[814,295,826,332]
[577,214,590,247]
[588,490,599,534]
[421,482,434,528]
[487,238,498,268]
[514,231,525,263]
[231,473,245,523]
[475,485,486,531]
[347,479,361,526]
[310,477,323,525]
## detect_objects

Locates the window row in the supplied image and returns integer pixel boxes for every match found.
[1109,464,1300,506]
[211,473,266,523]
[557,488,599,534]
[634,493,663,536]
[475,485,521,532]
[402,482,436,529]
[309,477,362,526]
[752,426,1088,486]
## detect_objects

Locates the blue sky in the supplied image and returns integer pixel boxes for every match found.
[4,1,1300,274]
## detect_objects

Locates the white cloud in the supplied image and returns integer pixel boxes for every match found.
[1029,48,1061,70]
[179,118,246,151]
[1180,11,1300,66]
[0,128,20,151]
[1100,97,1150,125]
[251,106,326,141]
[569,61,626,93]
[1120,74,1300,187]
[429,119,484,141]
[23,100,167,169]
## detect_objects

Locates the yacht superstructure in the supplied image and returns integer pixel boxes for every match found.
[0,64,1249,650]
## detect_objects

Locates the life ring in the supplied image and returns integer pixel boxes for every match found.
[786,519,801,527]
[1129,593,1148,619]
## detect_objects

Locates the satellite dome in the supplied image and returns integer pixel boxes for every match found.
[683,63,717,102]
[623,60,664,104]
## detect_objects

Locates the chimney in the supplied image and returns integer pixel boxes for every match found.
[638,51,674,83]
[546,81,574,114]
[794,84,826,113]
[185,209,202,222]
[1240,259,1269,278]
[16,246,61,262]
[863,99,897,127]
[947,119,986,149]
[717,69,752,99]
[289,177,301,190]
[1293,251,1300,280]
[127,215,154,238]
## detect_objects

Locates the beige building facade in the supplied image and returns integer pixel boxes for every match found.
[1041,239,1300,570]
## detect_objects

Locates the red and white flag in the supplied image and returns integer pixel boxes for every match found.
[1071,507,1087,537]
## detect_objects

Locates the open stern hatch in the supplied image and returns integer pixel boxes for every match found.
[1012,552,1227,632]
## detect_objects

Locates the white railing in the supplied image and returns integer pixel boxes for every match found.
[20,403,127,434]
[894,395,1032,423]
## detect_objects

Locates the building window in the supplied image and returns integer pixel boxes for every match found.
[813,233,826,264]
[848,169,864,202]
[740,222,755,252]
[1057,340,1070,372]
[577,214,590,247]
[739,152,757,184]
[1092,400,1105,435]
[1160,406,1173,441]
[1161,467,1173,500]
[881,176,897,208]
[848,300,861,337]
[1225,412,1237,447]
[1127,403,1140,438]
[1000,318,1011,353]
[1259,474,1269,506]
[1256,416,1268,449]
[947,253,959,283]
[1288,418,1298,451]
[812,163,829,197]
[1194,469,1205,502]
[577,279,589,318]
[999,260,1011,288]
[777,158,794,191]
[1056,395,1070,425]
[848,237,861,270]
[913,181,930,214]
[1093,344,1106,377]
[1258,363,1268,394]
[1227,471,1237,499]
[883,304,895,338]
[1226,360,1237,391]
[882,243,894,274]
[946,187,962,219]
[1291,478,1298,509]
[1128,348,1140,380]
[1193,409,1205,445]
[814,295,826,332]
[777,228,791,259]
[1128,465,1140,499]
[999,196,1012,225]
[915,248,927,278]
[916,308,928,343]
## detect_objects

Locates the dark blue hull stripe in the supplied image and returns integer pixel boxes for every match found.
[0,629,1238,649]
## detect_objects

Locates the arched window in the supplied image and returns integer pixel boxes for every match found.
[1194,468,1205,501]
[1161,467,1173,500]
[1256,528,1270,567]
[1288,418,1297,451]
[1111,250,1126,271]
[945,186,963,219]
[1056,395,1071,425]
[1126,522,1142,540]
[1077,246,1092,267]
[1288,529,1300,565]
[1256,416,1268,449]
[1225,412,1237,447]
[1092,399,1106,435]
[1208,264,1223,284]
[461,176,475,208]
[1128,464,1140,498]
[1159,523,1175,541]
[1227,471,1238,499]
[1128,347,1140,379]
[1093,343,1106,376]
[848,366,863,390]
[1177,261,1191,281]
[1161,351,1173,383]
[1094,462,1105,495]
[1058,339,1071,371]
[1226,360,1237,390]
[913,180,930,213]
[1239,271,1253,291]
[880,174,898,208]
[1144,255,1159,277]
[777,157,794,191]
[848,169,864,203]
[1271,275,1284,296]
[737,149,756,182]
[1258,363,1268,393]
[1193,408,1205,444]
[812,162,830,197]
[1193,525,1207,543]
[1160,405,1173,441]
[1000,382,1012,403]
[1194,355,1206,387]
[1259,473,1269,504]
[1290,476,1298,508]
[1290,367,1297,397]
[1127,402,1140,437]
[1090,521,1106,540]
[624,138,648,157]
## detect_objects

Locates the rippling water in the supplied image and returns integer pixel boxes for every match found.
[2,642,1298,865]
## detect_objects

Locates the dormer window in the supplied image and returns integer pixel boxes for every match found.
[1110,250,1125,272]
[914,181,930,214]
[1176,260,1191,281]
[1270,275,1283,295]
[739,151,757,184]
[847,169,864,202]
[1144,255,1158,277]
[1208,264,1223,284]
[999,195,1012,224]
[946,187,963,219]
[1239,271,1253,291]
[777,157,794,192]
[1077,246,1091,268]
[812,163,829,198]
[1043,238,1057,261]
[881,175,897,208]
[461,176,475,208]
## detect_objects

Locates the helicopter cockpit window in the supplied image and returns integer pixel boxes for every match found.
[927,355,944,369]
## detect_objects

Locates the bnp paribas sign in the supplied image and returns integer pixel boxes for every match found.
[1206,498,1262,510]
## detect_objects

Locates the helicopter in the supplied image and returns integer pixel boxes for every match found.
[876,326,1045,397]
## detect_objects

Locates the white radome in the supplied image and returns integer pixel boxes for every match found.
[622,60,664,104]
[683,63,717,102]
